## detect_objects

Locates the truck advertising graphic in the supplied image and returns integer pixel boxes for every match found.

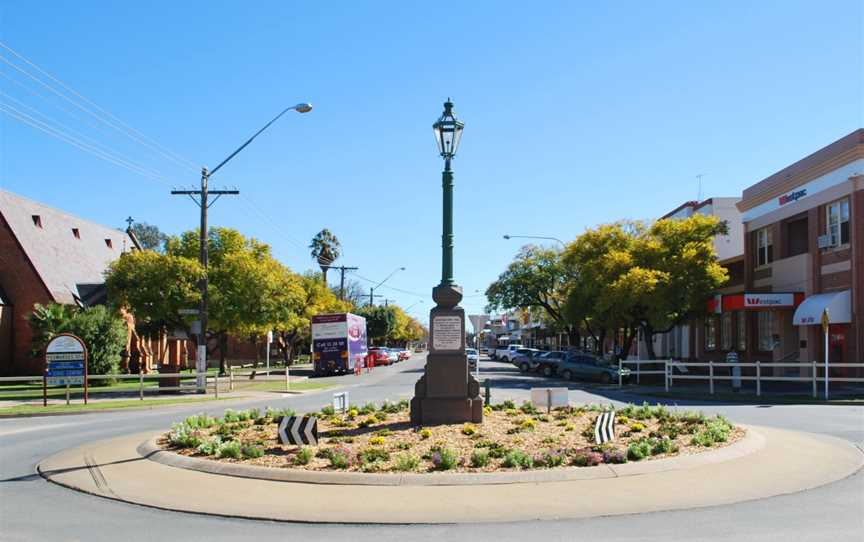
[311,313,368,376]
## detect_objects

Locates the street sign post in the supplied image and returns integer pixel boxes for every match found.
[468,314,489,380]
[44,334,88,406]
[266,330,273,377]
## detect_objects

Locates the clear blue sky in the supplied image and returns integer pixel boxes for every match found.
[1,1,861,325]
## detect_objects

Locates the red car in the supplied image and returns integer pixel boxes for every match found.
[398,349,411,361]
[367,347,391,367]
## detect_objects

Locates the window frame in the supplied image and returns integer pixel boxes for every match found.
[757,311,774,352]
[704,316,718,352]
[721,312,733,351]
[755,227,773,267]
[826,198,850,247]
[736,312,747,351]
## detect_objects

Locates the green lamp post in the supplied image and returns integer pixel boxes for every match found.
[411,99,483,425]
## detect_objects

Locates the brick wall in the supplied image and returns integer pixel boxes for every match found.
[0,214,53,375]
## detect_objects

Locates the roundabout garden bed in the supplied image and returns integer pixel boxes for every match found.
[160,400,743,474]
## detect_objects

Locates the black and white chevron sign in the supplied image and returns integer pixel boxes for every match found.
[278,415,318,446]
[594,410,616,444]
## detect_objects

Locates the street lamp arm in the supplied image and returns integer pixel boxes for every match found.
[209,103,311,176]
[502,234,566,248]
[374,267,406,290]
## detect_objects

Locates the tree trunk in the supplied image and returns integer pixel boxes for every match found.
[642,323,657,360]
[218,332,228,376]
[567,326,580,349]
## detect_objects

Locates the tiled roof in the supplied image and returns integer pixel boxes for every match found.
[0,190,134,304]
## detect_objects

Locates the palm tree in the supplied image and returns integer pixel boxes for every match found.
[309,229,341,284]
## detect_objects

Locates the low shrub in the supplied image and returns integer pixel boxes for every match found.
[502,450,533,469]
[395,442,412,450]
[359,402,377,415]
[381,400,401,414]
[519,400,538,415]
[241,444,265,459]
[369,436,386,446]
[374,428,393,437]
[652,437,678,455]
[616,415,630,425]
[629,422,646,433]
[520,418,537,431]
[461,423,478,436]
[536,414,550,423]
[431,448,459,471]
[627,439,653,461]
[216,440,242,459]
[563,423,576,432]
[535,449,566,468]
[184,413,217,429]
[196,436,222,455]
[602,449,628,464]
[321,405,336,416]
[358,417,375,428]
[359,447,390,464]
[504,408,518,417]
[326,446,353,469]
[295,447,315,465]
[572,447,603,467]
[268,408,295,423]
[396,399,410,411]
[394,453,420,472]
[372,412,388,423]
[501,399,516,410]
[347,408,359,419]
[470,449,491,468]
[168,423,204,449]
[419,428,432,439]
[483,405,493,416]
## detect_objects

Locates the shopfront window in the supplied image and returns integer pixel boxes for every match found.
[736,312,747,351]
[755,227,773,266]
[826,198,850,246]
[721,312,733,350]
[757,311,774,351]
[704,316,717,351]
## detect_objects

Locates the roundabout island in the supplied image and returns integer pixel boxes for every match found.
[38,401,863,524]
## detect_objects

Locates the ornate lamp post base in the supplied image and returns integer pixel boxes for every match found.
[410,284,484,425]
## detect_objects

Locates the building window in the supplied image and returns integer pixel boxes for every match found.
[32,215,42,228]
[704,316,717,351]
[72,228,80,239]
[826,198,850,246]
[757,311,774,352]
[736,312,747,351]
[105,239,113,248]
[784,217,809,257]
[721,312,733,351]
[755,227,773,266]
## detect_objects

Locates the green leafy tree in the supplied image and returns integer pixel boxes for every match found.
[105,250,204,335]
[29,304,127,376]
[355,305,397,345]
[485,245,577,344]
[309,229,341,284]
[130,221,168,252]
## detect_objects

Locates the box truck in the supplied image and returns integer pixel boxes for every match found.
[311,313,368,376]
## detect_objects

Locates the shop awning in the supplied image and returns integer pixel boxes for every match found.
[793,290,852,325]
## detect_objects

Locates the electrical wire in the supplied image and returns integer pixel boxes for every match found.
[0,91,169,182]
[0,44,198,173]
[0,102,171,187]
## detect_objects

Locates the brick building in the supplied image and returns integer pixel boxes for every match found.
[735,129,862,371]
[0,190,138,375]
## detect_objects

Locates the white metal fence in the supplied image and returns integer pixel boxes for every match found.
[618,359,864,399]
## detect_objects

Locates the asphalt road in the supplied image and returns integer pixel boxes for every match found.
[1,353,862,542]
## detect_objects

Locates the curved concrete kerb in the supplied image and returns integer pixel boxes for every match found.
[39,426,864,524]
[137,429,764,486]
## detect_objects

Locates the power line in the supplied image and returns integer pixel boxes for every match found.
[0,102,171,187]
[0,45,198,173]
[349,272,428,298]
[0,91,169,182]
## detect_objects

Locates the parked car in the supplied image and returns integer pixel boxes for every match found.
[387,348,400,364]
[533,350,567,377]
[479,347,489,355]
[557,352,630,384]
[368,347,391,366]
[494,344,525,362]
[466,348,479,370]
[512,348,542,372]
[398,349,411,361]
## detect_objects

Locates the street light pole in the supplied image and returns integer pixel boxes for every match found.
[411,99,482,425]
[172,103,312,379]
[368,267,406,305]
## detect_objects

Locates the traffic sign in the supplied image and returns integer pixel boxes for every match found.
[278,415,318,446]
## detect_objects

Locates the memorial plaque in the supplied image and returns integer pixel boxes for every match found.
[432,315,463,351]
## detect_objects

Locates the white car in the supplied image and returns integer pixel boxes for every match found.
[466,348,479,370]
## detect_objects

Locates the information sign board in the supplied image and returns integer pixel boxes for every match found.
[432,315,462,351]
[46,334,87,386]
